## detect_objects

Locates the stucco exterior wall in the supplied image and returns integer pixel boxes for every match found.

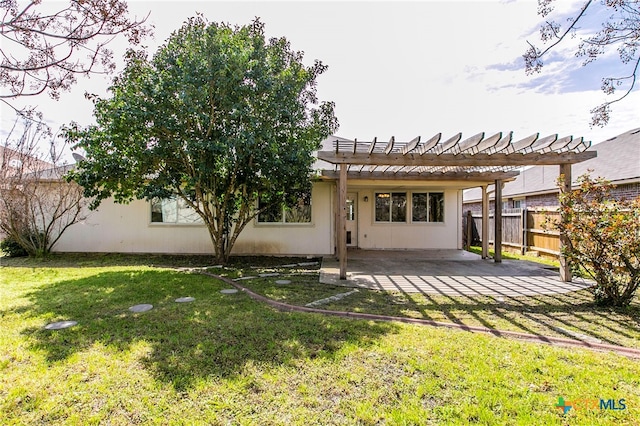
[345,186,462,250]
[53,180,466,254]
[54,182,334,256]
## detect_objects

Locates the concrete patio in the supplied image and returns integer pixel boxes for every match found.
[319,249,593,297]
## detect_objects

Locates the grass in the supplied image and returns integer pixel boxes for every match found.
[1,253,640,424]
[467,246,561,267]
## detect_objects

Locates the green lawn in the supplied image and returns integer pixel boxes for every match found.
[1,254,639,424]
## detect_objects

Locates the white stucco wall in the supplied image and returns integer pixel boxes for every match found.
[54,182,334,256]
[53,179,469,254]
[347,186,461,250]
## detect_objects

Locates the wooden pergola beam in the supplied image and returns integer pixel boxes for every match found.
[338,164,347,280]
[559,163,572,282]
[481,185,489,259]
[319,170,520,181]
[317,150,596,166]
[494,179,503,263]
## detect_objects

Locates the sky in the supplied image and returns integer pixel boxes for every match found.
[2,0,640,156]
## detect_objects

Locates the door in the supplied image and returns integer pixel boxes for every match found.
[346,192,358,247]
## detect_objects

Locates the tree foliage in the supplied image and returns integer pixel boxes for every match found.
[551,173,640,307]
[524,0,640,127]
[66,17,338,263]
[1,0,150,115]
[0,117,87,256]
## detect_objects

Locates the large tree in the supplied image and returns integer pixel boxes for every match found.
[66,17,338,263]
[1,0,150,115]
[524,0,640,127]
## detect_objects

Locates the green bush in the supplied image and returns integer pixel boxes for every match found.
[0,236,28,257]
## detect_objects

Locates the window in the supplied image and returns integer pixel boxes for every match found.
[346,198,355,221]
[375,192,407,222]
[412,193,428,222]
[151,197,203,224]
[428,192,444,222]
[257,191,311,224]
[412,192,444,222]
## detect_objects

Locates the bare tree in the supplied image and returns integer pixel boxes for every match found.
[524,0,640,127]
[1,0,151,116]
[0,117,87,256]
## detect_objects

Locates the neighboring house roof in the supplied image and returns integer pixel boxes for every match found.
[463,128,640,202]
[0,145,53,176]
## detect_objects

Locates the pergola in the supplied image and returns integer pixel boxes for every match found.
[317,131,596,281]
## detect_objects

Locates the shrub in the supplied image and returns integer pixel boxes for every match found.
[553,173,640,307]
[0,235,28,257]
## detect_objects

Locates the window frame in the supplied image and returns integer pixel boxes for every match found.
[375,192,408,223]
[149,197,204,225]
[374,190,445,224]
[256,190,313,225]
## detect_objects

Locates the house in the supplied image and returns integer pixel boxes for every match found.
[0,145,57,240]
[463,128,640,213]
[52,131,596,281]
[0,145,53,177]
[53,134,463,257]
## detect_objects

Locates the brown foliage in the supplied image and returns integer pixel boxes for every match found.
[552,173,640,306]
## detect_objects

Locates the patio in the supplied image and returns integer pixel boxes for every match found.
[319,249,593,297]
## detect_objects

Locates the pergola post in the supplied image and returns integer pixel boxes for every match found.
[338,163,347,280]
[481,185,489,259]
[494,179,502,263]
[559,163,572,282]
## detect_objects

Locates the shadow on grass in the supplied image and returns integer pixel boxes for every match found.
[11,269,396,391]
[245,270,640,349]
[324,285,640,347]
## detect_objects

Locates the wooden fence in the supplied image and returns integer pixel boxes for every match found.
[465,208,561,256]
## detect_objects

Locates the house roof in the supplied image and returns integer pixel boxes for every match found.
[463,127,640,202]
[316,131,595,184]
[0,145,53,176]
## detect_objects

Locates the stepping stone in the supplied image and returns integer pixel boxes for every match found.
[275,279,291,285]
[205,265,223,269]
[44,320,77,330]
[129,304,153,313]
[298,261,319,266]
[259,273,279,277]
[280,264,299,268]
[175,297,195,303]
[220,289,238,294]
[233,276,257,281]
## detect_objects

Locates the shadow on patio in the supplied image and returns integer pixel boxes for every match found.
[320,249,592,297]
